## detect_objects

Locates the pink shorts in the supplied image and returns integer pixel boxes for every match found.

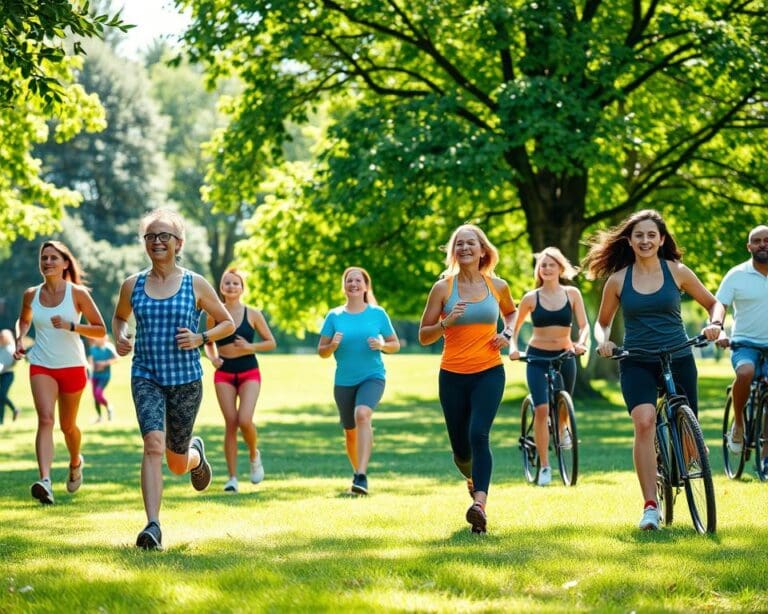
[30,365,88,394]
[214,367,261,389]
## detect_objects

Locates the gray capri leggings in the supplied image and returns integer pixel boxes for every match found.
[131,377,203,454]
[333,378,386,429]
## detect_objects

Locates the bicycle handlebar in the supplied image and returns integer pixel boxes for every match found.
[515,350,577,364]
[610,334,710,361]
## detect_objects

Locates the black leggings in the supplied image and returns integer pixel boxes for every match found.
[619,353,699,415]
[438,365,505,494]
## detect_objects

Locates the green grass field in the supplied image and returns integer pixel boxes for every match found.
[1,354,767,612]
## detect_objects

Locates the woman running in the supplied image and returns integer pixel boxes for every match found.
[318,266,400,495]
[204,268,277,493]
[508,247,590,486]
[418,224,517,534]
[88,334,118,422]
[15,241,107,504]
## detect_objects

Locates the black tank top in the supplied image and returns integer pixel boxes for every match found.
[215,309,255,347]
[530,290,572,328]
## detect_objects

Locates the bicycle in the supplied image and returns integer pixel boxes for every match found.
[610,334,716,534]
[722,341,768,482]
[516,350,579,486]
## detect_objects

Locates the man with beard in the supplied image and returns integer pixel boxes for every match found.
[716,225,768,465]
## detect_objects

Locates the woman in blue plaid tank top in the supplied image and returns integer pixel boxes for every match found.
[112,208,234,550]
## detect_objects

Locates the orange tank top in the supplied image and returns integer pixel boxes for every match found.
[440,275,503,374]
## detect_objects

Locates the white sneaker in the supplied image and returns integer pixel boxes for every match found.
[727,425,744,454]
[560,431,573,450]
[537,466,552,486]
[250,452,264,484]
[639,505,660,530]
[67,455,84,493]
[31,479,54,505]
[223,477,239,493]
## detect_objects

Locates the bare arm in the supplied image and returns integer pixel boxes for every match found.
[568,287,591,354]
[491,278,517,350]
[13,287,35,358]
[112,276,137,357]
[674,262,724,341]
[509,292,534,359]
[202,313,222,365]
[248,308,277,353]
[70,285,107,340]
[184,275,235,349]
[418,280,450,346]
[595,274,622,356]
[318,333,342,358]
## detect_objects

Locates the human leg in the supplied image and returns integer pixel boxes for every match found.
[466,365,505,503]
[215,380,240,479]
[334,385,358,472]
[30,373,58,480]
[729,348,758,444]
[525,356,551,468]
[353,379,385,477]
[438,369,473,476]
[164,380,209,490]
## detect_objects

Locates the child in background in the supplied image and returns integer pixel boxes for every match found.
[88,335,118,422]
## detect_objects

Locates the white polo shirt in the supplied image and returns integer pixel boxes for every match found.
[716,259,768,344]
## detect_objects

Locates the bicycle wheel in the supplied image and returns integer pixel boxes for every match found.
[677,405,716,534]
[722,387,745,479]
[753,392,768,482]
[554,391,578,486]
[520,395,539,484]
[655,426,674,526]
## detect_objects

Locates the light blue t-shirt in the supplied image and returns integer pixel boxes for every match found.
[320,304,396,386]
[716,260,768,344]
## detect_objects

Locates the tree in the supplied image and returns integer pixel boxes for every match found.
[178,0,767,331]
[35,40,171,244]
[0,0,128,247]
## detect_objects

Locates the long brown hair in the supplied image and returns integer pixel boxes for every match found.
[341,266,378,305]
[40,240,84,284]
[582,209,683,280]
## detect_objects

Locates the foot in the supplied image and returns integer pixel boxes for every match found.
[136,521,163,550]
[12,408,19,421]
[223,477,239,493]
[31,479,54,505]
[250,451,264,484]
[107,407,113,421]
[537,466,552,486]
[560,430,573,450]
[466,502,487,534]
[351,473,368,495]
[639,504,660,530]
[66,455,84,493]
[189,436,212,491]
[727,424,744,454]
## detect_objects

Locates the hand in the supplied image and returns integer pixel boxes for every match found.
[715,335,730,349]
[176,327,201,351]
[233,335,252,351]
[212,356,224,368]
[444,301,467,326]
[367,336,384,351]
[13,340,25,360]
[597,341,616,357]
[50,315,68,330]
[701,323,722,341]
[509,349,521,361]
[573,343,588,356]
[115,332,134,356]
[490,333,510,350]
[332,332,343,348]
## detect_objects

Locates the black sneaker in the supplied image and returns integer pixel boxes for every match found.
[136,521,163,550]
[466,502,487,534]
[351,473,368,495]
[189,436,212,491]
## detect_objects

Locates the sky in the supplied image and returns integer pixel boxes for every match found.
[114,0,191,58]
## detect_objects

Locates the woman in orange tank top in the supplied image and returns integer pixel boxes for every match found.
[419,224,517,534]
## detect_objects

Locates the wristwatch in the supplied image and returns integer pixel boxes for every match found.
[201,331,209,345]
[501,329,512,340]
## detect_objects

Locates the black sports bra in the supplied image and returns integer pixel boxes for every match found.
[530,290,572,328]
[215,309,255,347]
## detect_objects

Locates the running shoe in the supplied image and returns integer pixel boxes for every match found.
[189,436,212,491]
[66,455,84,493]
[351,473,368,495]
[639,505,660,530]
[136,521,163,550]
[31,479,54,505]
[224,477,239,493]
[466,502,487,534]
[727,424,744,454]
[250,451,264,484]
[560,430,573,450]
[537,466,552,486]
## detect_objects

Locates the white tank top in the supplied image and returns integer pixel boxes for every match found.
[27,282,88,368]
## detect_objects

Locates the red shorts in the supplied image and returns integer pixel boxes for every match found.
[213,367,261,389]
[30,364,88,394]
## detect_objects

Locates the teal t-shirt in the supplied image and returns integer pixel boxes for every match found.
[320,304,396,386]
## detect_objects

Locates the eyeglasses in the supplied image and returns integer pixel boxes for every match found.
[143,232,180,243]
